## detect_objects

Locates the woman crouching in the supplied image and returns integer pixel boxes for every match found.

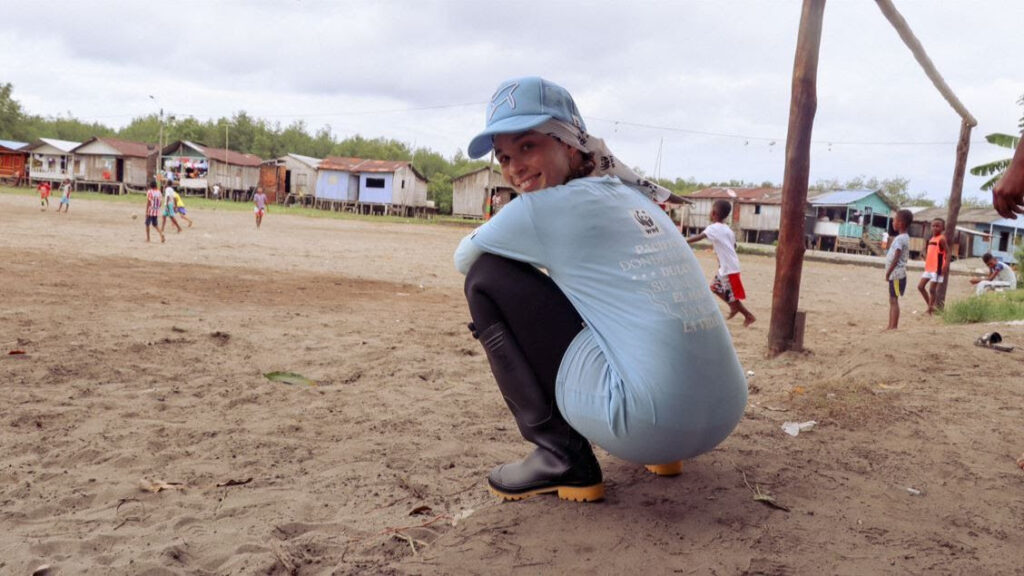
[455,77,748,502]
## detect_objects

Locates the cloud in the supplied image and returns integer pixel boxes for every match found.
[3,0,1022,202]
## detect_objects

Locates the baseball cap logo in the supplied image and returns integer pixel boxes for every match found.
[487,80,520,122]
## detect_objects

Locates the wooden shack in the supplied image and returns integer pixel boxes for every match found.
[684,187,782,244]
[452,167,517,219]
[315,157,428,214]
[160,140,262,197]
[0,140,28,184]
[25,138,83,184]
[72,137,156,193]
[262,153,321,205]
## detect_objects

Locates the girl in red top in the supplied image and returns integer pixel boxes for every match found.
[917,218,949,314]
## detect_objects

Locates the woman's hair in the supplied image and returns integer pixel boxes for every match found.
[569,150,596,181]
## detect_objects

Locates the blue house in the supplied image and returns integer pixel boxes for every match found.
[807,189,896,253]
[315,157,428,213]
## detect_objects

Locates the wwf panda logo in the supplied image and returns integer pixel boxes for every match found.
[632,209,662,237]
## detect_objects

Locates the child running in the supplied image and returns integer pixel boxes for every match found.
[37,181,51,211]
[686,199,756,326]
[56,179,72,214]
[161,182,183,234]
[173,189,194,228]
[145,179,166,243]
[917,217,949,314]
[253,187,268,229]
[884,209,913,330]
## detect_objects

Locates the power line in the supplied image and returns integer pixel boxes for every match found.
[587,116,983,147]
[43,100,994,148]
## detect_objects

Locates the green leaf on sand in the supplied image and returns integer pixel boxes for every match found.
[264,371,316,386]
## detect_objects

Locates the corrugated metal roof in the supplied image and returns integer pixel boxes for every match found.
[27,138,81,153]
[320,156,427,181]
[285,153,322,169]
[163,140,263,167]
[453,166,501,180]
[198,144,263,167]
[74,137,155,158]
[0,139,28,150]
[320,156,406,172]
[913,206,1004,225]
[808,189,879,206]
[690,187,783,204]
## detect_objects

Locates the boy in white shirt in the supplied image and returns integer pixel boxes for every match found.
[687,199,756,326]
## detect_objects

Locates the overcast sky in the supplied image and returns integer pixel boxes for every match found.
[3,0,1022,203]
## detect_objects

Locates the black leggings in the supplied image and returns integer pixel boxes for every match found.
[464,254,584,392]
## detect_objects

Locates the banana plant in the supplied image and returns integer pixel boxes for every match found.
[970,132,1021,190]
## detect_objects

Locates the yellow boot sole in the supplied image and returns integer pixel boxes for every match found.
[644,461,684,476]
[488,482,605,502]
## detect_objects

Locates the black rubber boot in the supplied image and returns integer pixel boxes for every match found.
[477,322,604,502]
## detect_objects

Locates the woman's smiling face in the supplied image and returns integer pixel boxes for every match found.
[494,131,575,193]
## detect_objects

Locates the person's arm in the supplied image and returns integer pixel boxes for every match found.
[993,135,1024,219]
[885,248,902,281]
[686,232,707,244]
[986,267,1000,282]
[939,236,951,276]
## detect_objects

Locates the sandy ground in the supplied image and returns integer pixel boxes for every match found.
[1,192,1022,576]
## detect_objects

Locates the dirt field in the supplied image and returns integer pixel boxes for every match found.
[1,191,1022,576]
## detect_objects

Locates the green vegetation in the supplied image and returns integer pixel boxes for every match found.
[942,290,1024,324]
[970,93,1024,190]
[1,81,922,213]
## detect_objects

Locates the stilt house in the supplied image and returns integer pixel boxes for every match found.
[0,140,28,183]
[25,138,83,184]
[72,137,156,193]
[315,157,428,213]
[452,167,516,219]
[160,140,262,196]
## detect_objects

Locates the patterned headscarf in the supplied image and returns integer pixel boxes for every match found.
[534,119,677,203]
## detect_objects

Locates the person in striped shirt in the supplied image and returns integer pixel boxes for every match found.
[145,180,165,243]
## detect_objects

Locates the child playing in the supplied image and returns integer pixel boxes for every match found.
[37,181,51,211]
[172,189,194,228]
[56,179,72,214]
[455,77,746,502]
[917,217,949,314]
[161,183,183,234]
[884,209,913,330]
[253,187,268,229]
[686,199,756,327]
[145,179,165,243]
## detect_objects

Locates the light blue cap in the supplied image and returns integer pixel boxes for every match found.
[467,77,586,159]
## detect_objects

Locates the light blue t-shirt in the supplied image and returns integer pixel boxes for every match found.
[455,176,747,463]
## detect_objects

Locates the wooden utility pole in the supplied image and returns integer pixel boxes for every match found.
[937,120,973,307]
[873,0,977,309]
[768,0,826,357]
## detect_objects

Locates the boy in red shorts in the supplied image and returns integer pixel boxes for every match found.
[687,199,756,326]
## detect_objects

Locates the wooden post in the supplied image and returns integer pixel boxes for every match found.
[935,119,973,308]
[768,0,826,357]
[873,0,977,309]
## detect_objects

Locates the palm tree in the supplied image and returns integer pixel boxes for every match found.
[970,132,1022,190]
